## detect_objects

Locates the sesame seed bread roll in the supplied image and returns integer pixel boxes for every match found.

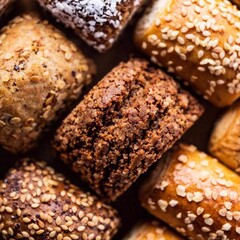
[53,58,203,202]
[37,0,144,52]
[0,159,120,240]
[124,220,184,240]
[0,0,13,17]
[135,0,240,107]
[0,14,95,153]
[140,144,240,240]
[209,100,240,172]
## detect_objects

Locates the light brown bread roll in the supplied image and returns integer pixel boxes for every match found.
[135,0,240,107]
[0,14,95,153]
[124,220,184,240]
[0,159,120,240]
[209,100,240,172]
[140,144,240,239]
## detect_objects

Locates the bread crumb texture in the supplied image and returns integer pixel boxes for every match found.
[53,58,203,201]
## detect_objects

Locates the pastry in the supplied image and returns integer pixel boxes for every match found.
[140,143,240,239]
[124,220,184,240]
[53,58,203,201]
[0,14,95,153]
[209,100,240,172]
[0,159,120,240]
[37,0,143,52]
[135,0,240,107]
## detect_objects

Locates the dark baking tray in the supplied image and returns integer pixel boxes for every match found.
[0,0,223,239]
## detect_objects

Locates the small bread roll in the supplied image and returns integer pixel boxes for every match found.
[0,0,13,17]
[0,159,120,240]
[140,144,240,239]
[53,58,203,201]
[37,0,144,52]
[124,220,184,240]
[0,14,95,153]
[135,0,240,107]
[209,100,240,172]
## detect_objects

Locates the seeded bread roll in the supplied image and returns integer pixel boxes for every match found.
[37,0,143,52]
[53,58,203,201]
[0,14,95,153]
[140,143,240,239]
[209,100,240,172]
[0,0,13,17]
[135,0,240,107]
[124,220,184,240]
[0,159,120,240]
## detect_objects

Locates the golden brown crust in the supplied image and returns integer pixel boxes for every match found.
[140,144,240,239]
[0,14,95,153]
[209,100,240,171]
[135,0,240,107]
[124,220,184,240]
[0,159,120,240]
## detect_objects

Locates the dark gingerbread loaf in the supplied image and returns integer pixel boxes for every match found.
[0,159,120,240]
[53,58,204,201]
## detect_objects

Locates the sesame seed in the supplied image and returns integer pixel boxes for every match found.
[157,199,168,212]
[222,223,232,231]
[176,185,186,197]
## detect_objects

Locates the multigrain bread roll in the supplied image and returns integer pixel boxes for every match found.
[140,143,240,240]
[0,159,120,240]
[135,0,240,107]
[124,220,184,240]
[37,0,144,52]
[209,100,240,172]
[0,0,13,17]
[0,14,95,153]
[53,58,203,201]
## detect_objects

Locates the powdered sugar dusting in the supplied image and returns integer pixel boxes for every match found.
[38,0,142,52]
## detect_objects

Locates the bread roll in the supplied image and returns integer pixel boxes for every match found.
[0,159,120,240]
[53,58,203,201]
[0,14,95,153]
[209,100,240,172]
[124,220,184,240]
[135,0,240,107]
[140,144,240,239]
[37,0,144,52]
